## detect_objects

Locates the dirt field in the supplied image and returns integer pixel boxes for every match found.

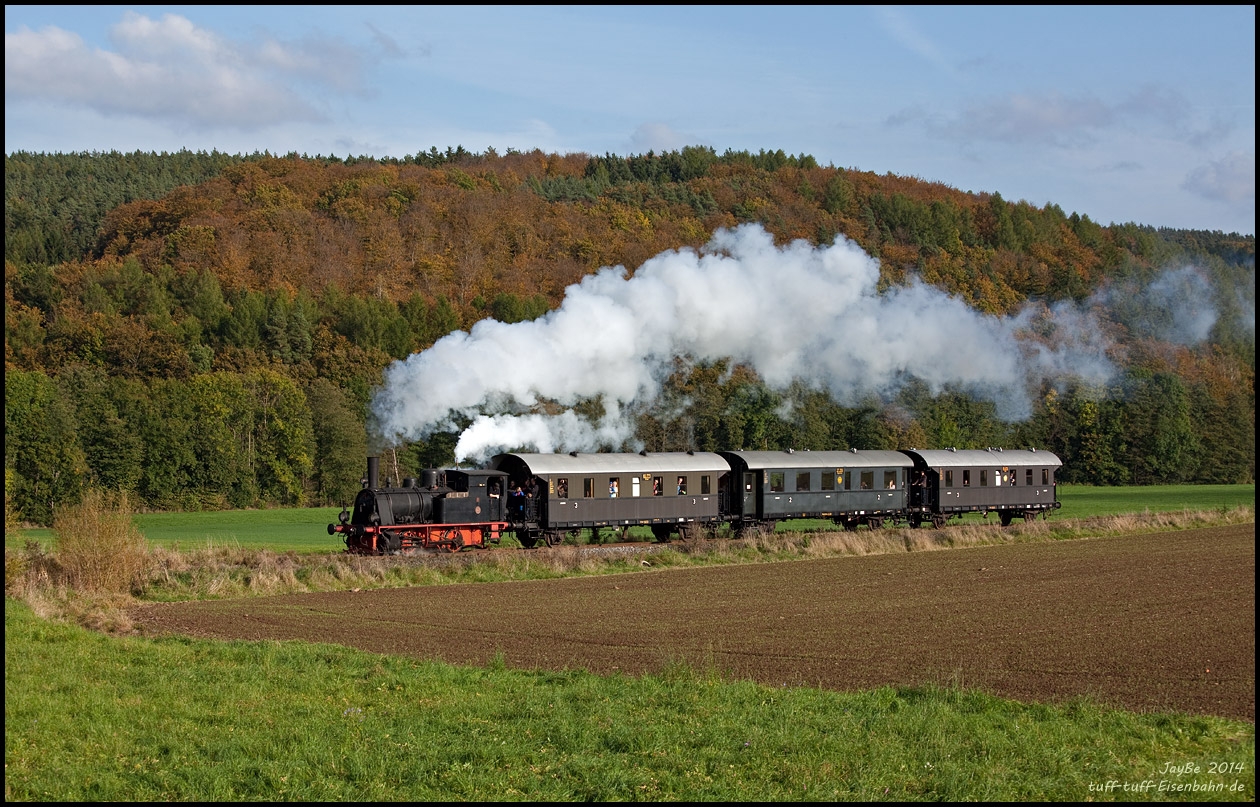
[133,524,1255,721]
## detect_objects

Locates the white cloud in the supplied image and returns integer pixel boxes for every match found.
[1183,152,1256,207]
[949,92,1115,147]
[3,12,376,131]
[874,7,953,75]
[628,122,699,154]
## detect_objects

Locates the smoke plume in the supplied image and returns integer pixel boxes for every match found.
[371,224,1125,461]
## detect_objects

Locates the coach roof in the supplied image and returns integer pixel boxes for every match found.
[489,451,729,476]
[901,448,1063,469]
[718,449,912,469]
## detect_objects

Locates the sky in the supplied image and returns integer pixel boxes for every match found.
[4,5,1256,236]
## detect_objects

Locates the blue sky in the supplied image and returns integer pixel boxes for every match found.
[5,5,1255,235]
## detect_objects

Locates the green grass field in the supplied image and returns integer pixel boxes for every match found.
[10,484,1255,554]
[5,599,1253,801]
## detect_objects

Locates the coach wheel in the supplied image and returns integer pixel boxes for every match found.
[543,531,562,547]
[651,524,673,543]
[932,515,947,529]
[909,515,923,529]
[867,517,884,530]
[842,518,859,532]
[516,532,538,549]
[999,511,1014,527]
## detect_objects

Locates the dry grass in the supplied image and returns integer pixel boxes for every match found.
[52,490,150,595]
[6,504,1252,633]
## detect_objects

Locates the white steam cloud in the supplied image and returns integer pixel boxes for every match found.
[372,224,1129,462]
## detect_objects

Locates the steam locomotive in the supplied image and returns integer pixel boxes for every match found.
[329,448,1062,554]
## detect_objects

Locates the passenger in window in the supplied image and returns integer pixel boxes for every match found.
[609,479,618,498]
[677,476,686,495]
[653,477,662,496]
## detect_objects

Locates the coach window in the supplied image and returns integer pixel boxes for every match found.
[631,477,641,497]
[796,472,811,491]
[652,476,663,496]
[944,469,953,487]
[769,472,785,492]
[701,475,711,495]
[821,471,835,491]
[860,471,874,490]
[842,470,850,490]
[676,476,687,495]
[556,478,569,498]
[609,477,620,498]
[1042,468,1050,485]
[883,471,897,490]
[583,477,595,498]
[1026,469,1033,486]
[981,470,989,486]
[962,469,971,487]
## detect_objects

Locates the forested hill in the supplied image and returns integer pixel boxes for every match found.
[4,148,1255,523]
[6,147,1254,312]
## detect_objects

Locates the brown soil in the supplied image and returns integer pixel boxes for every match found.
[132,524,1255,721]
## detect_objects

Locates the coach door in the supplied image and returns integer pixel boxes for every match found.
[742,472,757,517]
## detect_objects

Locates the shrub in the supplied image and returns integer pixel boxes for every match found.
[53,490,150,594]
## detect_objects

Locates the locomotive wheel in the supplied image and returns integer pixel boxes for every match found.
[517,533,538,549]
[442,528,463,552]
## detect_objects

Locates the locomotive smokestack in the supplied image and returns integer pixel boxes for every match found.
[367,456,379,490]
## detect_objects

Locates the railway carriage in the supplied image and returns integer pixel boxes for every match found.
[718,449,915,532]
[900,447,1061,527]
[489,451,729,546]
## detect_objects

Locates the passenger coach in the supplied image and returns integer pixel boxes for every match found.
[718,449,914,532]
[901,447,1062,527]
[489,451,729,546]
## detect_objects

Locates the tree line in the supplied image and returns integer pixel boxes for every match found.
[4,148,1254,524]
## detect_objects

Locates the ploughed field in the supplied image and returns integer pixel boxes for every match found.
[133,523,1255,721]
